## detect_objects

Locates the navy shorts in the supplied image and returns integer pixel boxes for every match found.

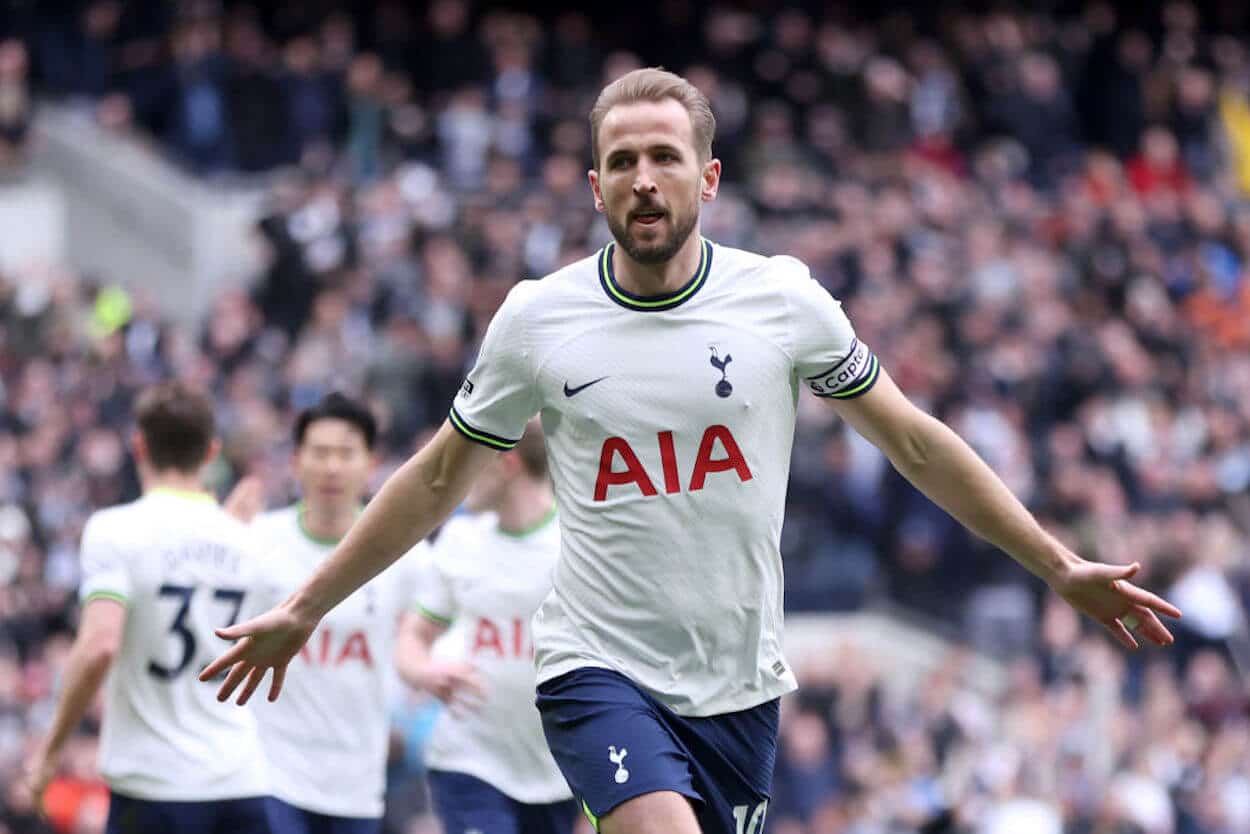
[105,792,270,834]
[428,769,579,834]
[536,668,779,834]
[264,798,381,834]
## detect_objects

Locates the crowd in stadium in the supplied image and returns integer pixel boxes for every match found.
[1,1,1249,833]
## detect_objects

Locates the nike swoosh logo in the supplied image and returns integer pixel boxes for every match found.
[563,376,608,397]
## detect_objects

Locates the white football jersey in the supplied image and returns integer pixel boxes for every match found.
[451,239,879,717]
[248,505,420,819]
[414,510,571,804]
[77,489,268,801]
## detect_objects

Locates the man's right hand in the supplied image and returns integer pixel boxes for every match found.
[199,601,319,704]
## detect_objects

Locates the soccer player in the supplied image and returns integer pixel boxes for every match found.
[395,420,578,834]
[204,69,1182,834]
[246,393,420,834]
[23,381,270,834]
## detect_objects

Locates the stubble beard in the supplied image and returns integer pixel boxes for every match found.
[608,203,700,266]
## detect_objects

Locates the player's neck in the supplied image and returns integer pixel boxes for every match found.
[142,470,210,498]
[298,501,361,544]
[611,229,704,297]
[495,481,556,537]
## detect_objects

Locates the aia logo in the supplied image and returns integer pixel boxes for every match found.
[594,425,753,501]
[471,617,532,658]
[298,628,374,667]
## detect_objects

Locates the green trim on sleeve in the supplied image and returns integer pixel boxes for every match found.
[83,590,129,607]
[448,407,520,451]
[414,604,453,627]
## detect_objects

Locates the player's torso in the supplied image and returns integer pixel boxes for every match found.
[98,493,266,799]
[440,513,560,686]
[253,507,408,713]
[533,242,799,521]
[249,506,411,816]
[521,242,804,714]
[426,512,571,802]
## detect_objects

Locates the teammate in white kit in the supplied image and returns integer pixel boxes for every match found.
[246,393,419,834]
[205,69,1183,834]
[395,421,578,834]
[23,382,270,834]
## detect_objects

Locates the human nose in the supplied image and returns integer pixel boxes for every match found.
[632,161,658,195]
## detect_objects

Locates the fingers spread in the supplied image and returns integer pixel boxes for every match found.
[217,662,252,703]
[1105,618,1139,650]
[1114,582,1183,619]
[199,641,247,682]
[215,623,251,641]
[1133,606,1174,647]
[268,665,287,702]
[237,666,268,706]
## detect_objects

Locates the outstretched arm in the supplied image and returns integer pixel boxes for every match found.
[828,369,1181,648]
[201,421,500,703]
[23,598,125,809]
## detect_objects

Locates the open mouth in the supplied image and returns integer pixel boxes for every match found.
[632,210,665,226]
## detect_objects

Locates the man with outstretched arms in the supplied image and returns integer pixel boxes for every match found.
[396,419,577,834]
[23,381,270,834]
[246,393,420,834]
[205,69,1182,834]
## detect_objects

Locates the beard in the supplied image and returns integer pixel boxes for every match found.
[607,203,700,266]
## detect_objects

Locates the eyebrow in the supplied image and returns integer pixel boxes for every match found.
[605,143,685,163]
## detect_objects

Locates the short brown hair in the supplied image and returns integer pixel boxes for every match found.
[589,67,716,169]
[514,418,548,480]
[134,381,215,472]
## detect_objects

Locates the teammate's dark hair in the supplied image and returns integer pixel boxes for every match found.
[134,381,216,473]
[294,392,378,451]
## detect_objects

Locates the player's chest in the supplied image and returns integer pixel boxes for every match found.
[297,587,393,671]
[536,316,793,427]
[446,542,557,617]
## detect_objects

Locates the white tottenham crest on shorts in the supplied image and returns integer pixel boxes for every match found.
[608,746,629,784]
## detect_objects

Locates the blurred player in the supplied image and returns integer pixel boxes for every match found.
[247,393,419,834]
[205,69,1182,834]
[395,420,577,834]
[23,381,270,834]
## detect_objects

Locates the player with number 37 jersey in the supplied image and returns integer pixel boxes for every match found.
[24,382,271,834]
[79,490,269,801]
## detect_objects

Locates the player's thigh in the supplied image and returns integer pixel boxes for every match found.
[519,797,581,834]
[264,797,314,834]
[599,790,701,834]
[537,668,701,825]
[428,769,521,834]
[676,700,779,834]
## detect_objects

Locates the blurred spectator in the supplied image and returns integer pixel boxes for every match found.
[0,39,32,172]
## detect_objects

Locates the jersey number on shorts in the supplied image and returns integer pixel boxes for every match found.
[733,801,768,834]
[147,584,246,680]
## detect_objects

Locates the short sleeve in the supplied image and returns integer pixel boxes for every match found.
[784,259,881,400]
[449,284,540,450]
[78,513,131,606]
[411,539,456,627]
